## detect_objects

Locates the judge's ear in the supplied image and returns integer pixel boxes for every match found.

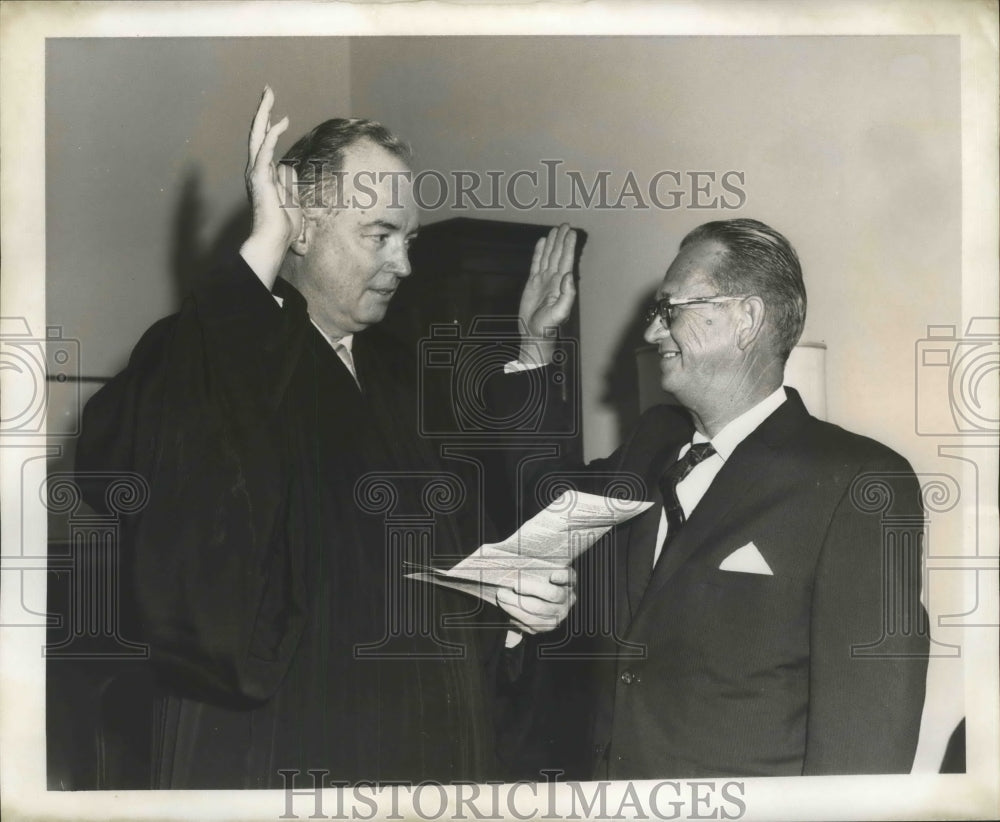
[735,295,767,351]
[288,213,311,256]
[289,206,332,257]
[280,162,313,257]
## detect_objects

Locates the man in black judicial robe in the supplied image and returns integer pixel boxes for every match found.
[75,88,576,788]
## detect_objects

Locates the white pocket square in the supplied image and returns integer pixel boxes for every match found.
[719,541,773,575]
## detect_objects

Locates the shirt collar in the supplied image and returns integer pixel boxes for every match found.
[310,320,354,353]
[272,292,354,353]
[692,386,787,460]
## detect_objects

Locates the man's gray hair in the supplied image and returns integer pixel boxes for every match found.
[681,218,807,361]
[280,118,411,209]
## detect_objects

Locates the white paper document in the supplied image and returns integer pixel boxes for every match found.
[406,490,653,604]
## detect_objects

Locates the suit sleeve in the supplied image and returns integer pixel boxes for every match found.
[76,256,308,705]
[803,458,929,774]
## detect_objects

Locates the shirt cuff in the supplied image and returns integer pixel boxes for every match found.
[504,629,524,648]
[503,360,547,374]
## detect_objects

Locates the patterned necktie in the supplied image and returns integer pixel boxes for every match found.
[657,442,717,554]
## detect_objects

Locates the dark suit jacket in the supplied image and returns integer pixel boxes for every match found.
[76,255,503,787]
[504,379,928,780]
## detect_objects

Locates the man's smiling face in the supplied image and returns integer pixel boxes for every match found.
[643,238,746,411]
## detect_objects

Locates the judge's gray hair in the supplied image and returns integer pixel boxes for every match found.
[280,118,411,209]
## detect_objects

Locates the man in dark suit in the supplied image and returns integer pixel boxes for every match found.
[75,88,574,788]
[507,218,929,778]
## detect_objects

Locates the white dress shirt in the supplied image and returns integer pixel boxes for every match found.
[652,386,787,566]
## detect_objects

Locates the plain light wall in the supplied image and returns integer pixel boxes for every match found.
[47,35,961,469]
[349,36,960,468]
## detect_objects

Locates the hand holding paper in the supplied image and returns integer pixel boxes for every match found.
[496,566,577,635]
[406,490,652,632]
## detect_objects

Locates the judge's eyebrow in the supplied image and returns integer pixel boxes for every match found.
[361,219,419,238]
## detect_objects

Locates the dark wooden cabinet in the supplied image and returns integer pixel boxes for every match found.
[385,216,583,354]
[382,217,586,535]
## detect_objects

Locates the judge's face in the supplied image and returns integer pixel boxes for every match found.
[642,239,746,412]
[293,140,418,338]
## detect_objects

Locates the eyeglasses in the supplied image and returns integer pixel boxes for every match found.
[644,295,748,330]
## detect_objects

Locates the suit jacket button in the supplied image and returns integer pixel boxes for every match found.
[620,670,634,685]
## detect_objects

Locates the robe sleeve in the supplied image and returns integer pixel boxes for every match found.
[76,255,310,705]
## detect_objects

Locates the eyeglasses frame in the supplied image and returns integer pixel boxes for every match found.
[645,294,750,330]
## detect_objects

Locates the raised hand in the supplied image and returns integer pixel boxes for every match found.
[517,223,578,366]
[495,566,577,635]
[238,86,302,290]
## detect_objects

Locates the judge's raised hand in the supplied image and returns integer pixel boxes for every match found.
[516,223,578,366]
[239,86,302,291]
[495,566,577,635]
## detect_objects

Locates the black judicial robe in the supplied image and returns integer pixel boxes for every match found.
[76,256,502,788]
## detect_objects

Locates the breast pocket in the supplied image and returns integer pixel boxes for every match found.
[664,561,812,666]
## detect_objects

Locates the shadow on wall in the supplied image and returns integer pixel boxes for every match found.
[170,167,253,302]
[598,284,660,444]
[46,170,253,481]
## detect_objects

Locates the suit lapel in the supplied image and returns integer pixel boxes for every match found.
[606,410,692,626]
[645,437,773,595]
[623,440,682,616]
[631,390,813,623]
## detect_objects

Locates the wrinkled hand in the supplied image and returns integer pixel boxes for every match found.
[238,86,302,290]
[517,223,578,366]
[496,566,577,635]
